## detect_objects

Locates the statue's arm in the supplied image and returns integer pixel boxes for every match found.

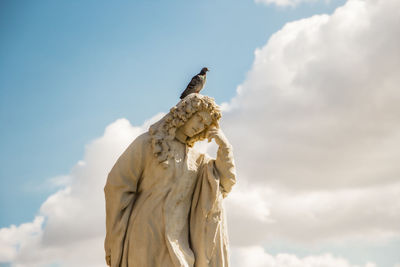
[104,134,146,266]
[207,128,236,197]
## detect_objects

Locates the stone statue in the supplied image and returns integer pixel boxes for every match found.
[104,93,236,267]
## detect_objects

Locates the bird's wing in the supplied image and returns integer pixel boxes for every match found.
[180,75,202,99]
[186,75,202,90]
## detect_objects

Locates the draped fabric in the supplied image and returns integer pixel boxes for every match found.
[190,159,230,267]
[104,132,236,267]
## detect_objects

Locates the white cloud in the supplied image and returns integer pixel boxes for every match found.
[223,0,400,245]
[227,181,400,245]
[47,175,72,188]
[255,0,330,8]
[227,0,400,190]
[231,246,376,267]
[0,217,43,263]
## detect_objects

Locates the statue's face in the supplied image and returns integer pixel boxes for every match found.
[181,111,212,137]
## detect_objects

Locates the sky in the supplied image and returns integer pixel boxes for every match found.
[1,0,399,266]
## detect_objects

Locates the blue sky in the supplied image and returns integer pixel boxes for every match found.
[1,0,400,267]
[0,0,345,227]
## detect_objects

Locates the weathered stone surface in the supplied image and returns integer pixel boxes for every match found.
[104,94,236,267]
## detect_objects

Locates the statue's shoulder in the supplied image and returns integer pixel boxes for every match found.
[125,131,152,155]
[134,131,152,145]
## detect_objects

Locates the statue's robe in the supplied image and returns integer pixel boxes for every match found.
[104,132,236,267]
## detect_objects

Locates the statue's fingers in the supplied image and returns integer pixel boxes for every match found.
[207,131,216,142]
[207,133,216,142]
[208,130,218,136]
[208,128,218,134]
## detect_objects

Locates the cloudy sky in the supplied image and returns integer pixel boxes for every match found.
[1,0,399,266]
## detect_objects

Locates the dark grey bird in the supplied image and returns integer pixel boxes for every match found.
[180,67,209,99]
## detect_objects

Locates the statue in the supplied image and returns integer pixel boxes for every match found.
[104,93,236,267]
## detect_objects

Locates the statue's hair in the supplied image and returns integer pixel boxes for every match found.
[149,93,221,167]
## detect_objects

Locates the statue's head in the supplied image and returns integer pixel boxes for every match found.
[149,93,221,165]
[177,110,213,139]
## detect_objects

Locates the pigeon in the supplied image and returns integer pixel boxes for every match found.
[180,67,209,99]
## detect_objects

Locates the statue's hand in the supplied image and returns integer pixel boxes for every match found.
[106,254,111,266]
[207,127,230,147]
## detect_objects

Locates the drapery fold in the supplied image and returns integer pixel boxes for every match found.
[190,157,230,267]
[104,135,145,267]
[104,133,235,267]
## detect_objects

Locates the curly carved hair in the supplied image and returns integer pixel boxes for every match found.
[149,93,221,166]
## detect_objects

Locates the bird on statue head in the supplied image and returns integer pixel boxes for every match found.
[180,67,209,99]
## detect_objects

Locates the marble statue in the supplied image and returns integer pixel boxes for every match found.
[104,93,236,267]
